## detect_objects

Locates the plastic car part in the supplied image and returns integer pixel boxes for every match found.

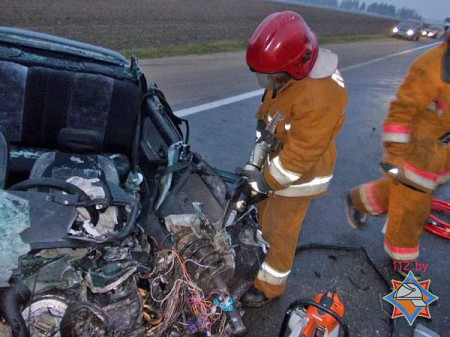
[9,177,99,223]
[59,302,109,337]
[21,295,68,337]
[17,247,145,337]
[154,141,185,210]
[19,254,81,295]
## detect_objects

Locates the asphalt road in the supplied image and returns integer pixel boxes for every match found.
[140,38,449,337]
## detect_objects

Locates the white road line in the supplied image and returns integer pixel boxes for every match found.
[340,42,441,72]
[176,89,264,117]
[174,42,441,117]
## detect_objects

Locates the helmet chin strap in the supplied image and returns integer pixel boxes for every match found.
[272,74,292,91]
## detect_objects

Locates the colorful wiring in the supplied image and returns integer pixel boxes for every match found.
[146,248,230,336]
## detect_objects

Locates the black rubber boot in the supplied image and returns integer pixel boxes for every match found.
[345,193,367,229]
[241,286,272,308]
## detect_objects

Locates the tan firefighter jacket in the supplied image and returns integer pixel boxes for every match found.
[382,42,450,191]
[257,48,348,197]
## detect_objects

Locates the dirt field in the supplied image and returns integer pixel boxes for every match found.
[0,0,398,51]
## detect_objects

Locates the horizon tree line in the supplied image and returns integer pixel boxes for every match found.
[291,0,422,21]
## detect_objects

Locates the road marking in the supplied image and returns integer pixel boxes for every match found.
[174,42,441,117]
[176,90,263,117]
[340,42,441,72]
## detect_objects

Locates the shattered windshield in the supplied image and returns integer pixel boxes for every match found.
[0,191,31,286]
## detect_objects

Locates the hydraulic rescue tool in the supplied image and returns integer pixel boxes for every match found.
[425,199,450,240]
[279,291,348,337]
[424,132,450,239]
[244,112,284,172]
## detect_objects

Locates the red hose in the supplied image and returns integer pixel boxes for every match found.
[424,199,450,240]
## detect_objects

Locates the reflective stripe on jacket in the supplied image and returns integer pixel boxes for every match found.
[274,175,333,197]
[383,43,450,142]
[382,43,450,191]
[257,57,348,197]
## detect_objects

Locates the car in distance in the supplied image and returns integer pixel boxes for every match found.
[421,25,443,39]
[392,20,423,41]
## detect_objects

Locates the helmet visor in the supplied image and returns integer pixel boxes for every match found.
[255,72,291,90]
[255,73,274,89]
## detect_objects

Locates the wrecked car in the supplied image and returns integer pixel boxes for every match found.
[0,27,267,337]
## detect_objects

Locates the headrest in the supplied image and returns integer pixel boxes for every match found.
[57,128,103,153]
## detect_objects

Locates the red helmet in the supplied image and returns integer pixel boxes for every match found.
[246,11,319,80]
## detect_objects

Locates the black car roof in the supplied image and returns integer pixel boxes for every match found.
[0,27,140,81]
[0,27,128,65]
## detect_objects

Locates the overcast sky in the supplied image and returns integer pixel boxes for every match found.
[376,0,448,22]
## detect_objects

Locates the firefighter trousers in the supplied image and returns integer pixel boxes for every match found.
[350,177,432,261]
[254,195,311,299]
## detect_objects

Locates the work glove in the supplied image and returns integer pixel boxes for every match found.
[237,168,272,194]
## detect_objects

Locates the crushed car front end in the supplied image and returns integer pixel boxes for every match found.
[0,28,265,337]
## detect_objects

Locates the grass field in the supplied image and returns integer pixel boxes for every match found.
[0,0,398,57]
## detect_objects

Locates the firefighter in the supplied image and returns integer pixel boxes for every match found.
[345,35,450,278]
[241,11,348,307]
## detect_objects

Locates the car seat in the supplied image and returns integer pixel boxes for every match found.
[30,128,121,185]
[0,59,139,185]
